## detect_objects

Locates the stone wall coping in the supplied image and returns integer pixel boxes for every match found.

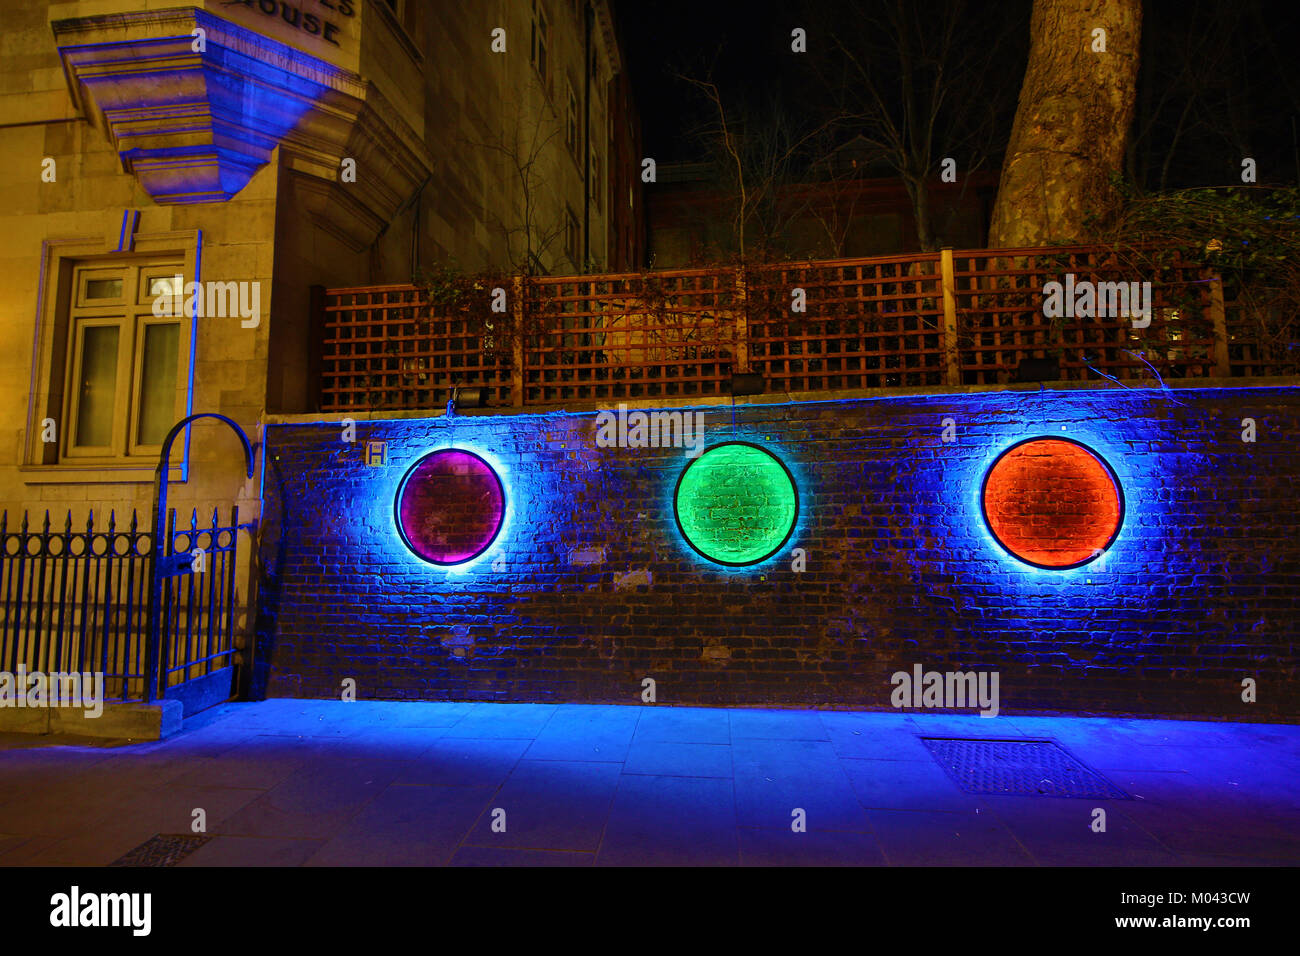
[265,376,1300,426]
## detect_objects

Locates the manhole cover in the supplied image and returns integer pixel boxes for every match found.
[110,833,212,867]
[921,737,1129,799]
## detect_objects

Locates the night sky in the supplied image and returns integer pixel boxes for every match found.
[617,0,1300,185]
[619,0,811,163]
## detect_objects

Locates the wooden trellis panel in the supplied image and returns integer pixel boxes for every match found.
[526,269,738,405]
[321,285,511,412]
[319,248,1284,413]
[747,253,946,392]
[1218,278,1296,379]
[950,245,1218,385]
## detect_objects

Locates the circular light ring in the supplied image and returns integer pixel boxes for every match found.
[673,441,799,566]
[981,437,1124,569]
[394,448,505,566]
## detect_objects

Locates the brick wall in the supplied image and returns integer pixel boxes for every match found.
[253,386,1300,718]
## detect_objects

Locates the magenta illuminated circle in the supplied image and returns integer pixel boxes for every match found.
[394,449,505,565]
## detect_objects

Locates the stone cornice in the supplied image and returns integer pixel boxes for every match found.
[593,1,622,76]
[50,6,429,217]
[52,9,365,100]
[279,78,433,249]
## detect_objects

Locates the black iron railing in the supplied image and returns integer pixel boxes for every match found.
[0,507,252,704]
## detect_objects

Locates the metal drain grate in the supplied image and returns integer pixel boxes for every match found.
[922,737,1130,799]
[110,833,213,867]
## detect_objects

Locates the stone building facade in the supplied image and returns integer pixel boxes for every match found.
[0,0,641,525]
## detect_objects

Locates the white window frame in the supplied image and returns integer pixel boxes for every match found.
[61,260,189,461]
[24,232,199,481]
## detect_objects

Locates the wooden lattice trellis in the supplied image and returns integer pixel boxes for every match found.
[321,285,511,412]
[318,246,1289,413]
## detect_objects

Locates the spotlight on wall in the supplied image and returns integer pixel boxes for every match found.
[447,386,488,415]
[1014,357,1060,383]
[729,372,765,396]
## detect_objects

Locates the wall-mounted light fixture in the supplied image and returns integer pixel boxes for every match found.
[447,386,488,415]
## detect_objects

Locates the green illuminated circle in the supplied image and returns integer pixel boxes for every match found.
[673,442,799,566]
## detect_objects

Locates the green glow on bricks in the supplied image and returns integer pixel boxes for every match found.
[673,442,799,566]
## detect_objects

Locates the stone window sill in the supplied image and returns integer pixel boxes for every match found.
[19,463,186,485]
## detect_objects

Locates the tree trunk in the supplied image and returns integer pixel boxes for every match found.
[904,173,935,252]
[988,0,1142,247]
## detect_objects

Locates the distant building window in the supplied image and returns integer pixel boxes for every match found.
[589,144,601,208]
[62,261,187,458]
[381,0,419,34]
[565,206,580,265]
[530,1,549,84]
[566,82,579,155]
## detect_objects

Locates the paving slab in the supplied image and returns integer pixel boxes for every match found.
[868,808,1036,866]
[395,737,532,788]
[633,706,730,745]
[459,759,621,852]
[305,784,495,866]
[732,737,872,831]
[440,703,558,740]
[622,739,733,778]
[178,835,324,867]
[597,775,738,866]
[449,846,595,866]
[214,756,404,840]
[523,704,640,762]
[738,827,887,866]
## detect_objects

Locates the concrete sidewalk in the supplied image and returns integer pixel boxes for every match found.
[1,701,1297,866]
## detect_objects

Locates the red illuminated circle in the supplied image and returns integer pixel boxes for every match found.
[981,438,1123,569]
[395,449,505,565]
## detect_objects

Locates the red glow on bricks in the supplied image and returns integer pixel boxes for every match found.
[396,449,505,565]
[982,438,1122,568]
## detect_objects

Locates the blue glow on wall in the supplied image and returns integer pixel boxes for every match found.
[916,414,1157,639]
[257,385,1300,710]
[383,441,516,577]
[980,436,1125,570]
[667,436,808,572]
[394,448,506,566]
